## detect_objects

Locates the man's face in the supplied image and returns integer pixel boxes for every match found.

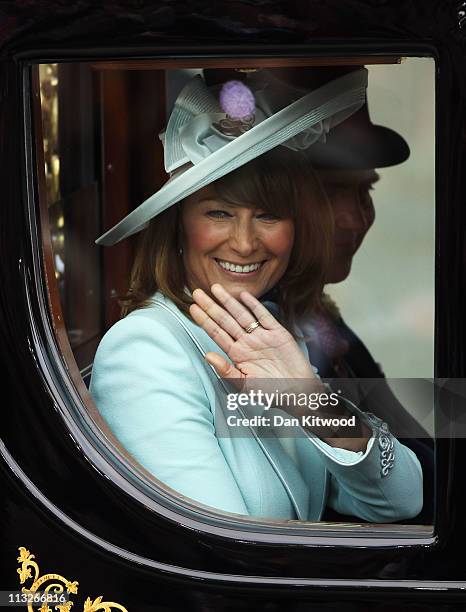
[317,169,379,284]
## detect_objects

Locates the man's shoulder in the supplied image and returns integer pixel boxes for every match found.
[337,318,385,378]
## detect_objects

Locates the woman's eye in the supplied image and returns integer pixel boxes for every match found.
[256,212,279,221]
[206,210,232,219]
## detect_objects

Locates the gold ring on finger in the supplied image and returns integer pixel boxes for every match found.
[244,320,261,334]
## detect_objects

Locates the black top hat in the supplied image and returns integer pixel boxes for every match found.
[203,65,410,170]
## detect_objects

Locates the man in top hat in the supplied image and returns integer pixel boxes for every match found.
[289,66,411,383]
[276,65,434,524]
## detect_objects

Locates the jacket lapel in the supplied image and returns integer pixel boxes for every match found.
[152,295,314,520]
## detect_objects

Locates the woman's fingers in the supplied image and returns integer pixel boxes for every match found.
[189,304,235,354]
[192,288,245,340]
[211,284,263,331]
[205,352,244,384]
[239,290,281,330]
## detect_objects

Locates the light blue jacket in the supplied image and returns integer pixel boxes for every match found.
[90,293,423,521]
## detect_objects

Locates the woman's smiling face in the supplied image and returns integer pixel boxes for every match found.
[180,185,295,299]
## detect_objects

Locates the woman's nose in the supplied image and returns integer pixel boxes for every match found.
[229,218,258,255]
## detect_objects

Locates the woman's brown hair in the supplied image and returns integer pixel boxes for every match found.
[121,147,333,331]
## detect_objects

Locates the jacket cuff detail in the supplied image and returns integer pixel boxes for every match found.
[377,420,395,477]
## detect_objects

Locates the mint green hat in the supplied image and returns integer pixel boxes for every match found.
[96,68,367,246]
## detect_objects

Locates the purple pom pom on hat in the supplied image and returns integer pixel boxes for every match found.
[219,80,255,119]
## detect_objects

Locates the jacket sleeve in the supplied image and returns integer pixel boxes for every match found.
[90,313,249,515]
[298,406,423,522]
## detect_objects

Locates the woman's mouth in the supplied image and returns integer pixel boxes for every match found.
[214,258,265,275]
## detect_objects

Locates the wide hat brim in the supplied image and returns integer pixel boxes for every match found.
[96,69,368,246]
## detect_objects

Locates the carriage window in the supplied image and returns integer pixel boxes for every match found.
[33,57,435,534]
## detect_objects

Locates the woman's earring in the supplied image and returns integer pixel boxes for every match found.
[178,246,183,256]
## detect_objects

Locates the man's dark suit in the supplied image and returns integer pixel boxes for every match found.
[306,318,434,524]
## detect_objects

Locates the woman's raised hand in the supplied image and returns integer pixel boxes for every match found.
[189,284,317,382]
[190,284,370,450]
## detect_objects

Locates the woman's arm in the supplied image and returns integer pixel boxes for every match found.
[190,285,423,521]
[90,312,249,515]
[295,409,423,522]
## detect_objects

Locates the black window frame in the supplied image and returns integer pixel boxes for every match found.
[24,48,440,543]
